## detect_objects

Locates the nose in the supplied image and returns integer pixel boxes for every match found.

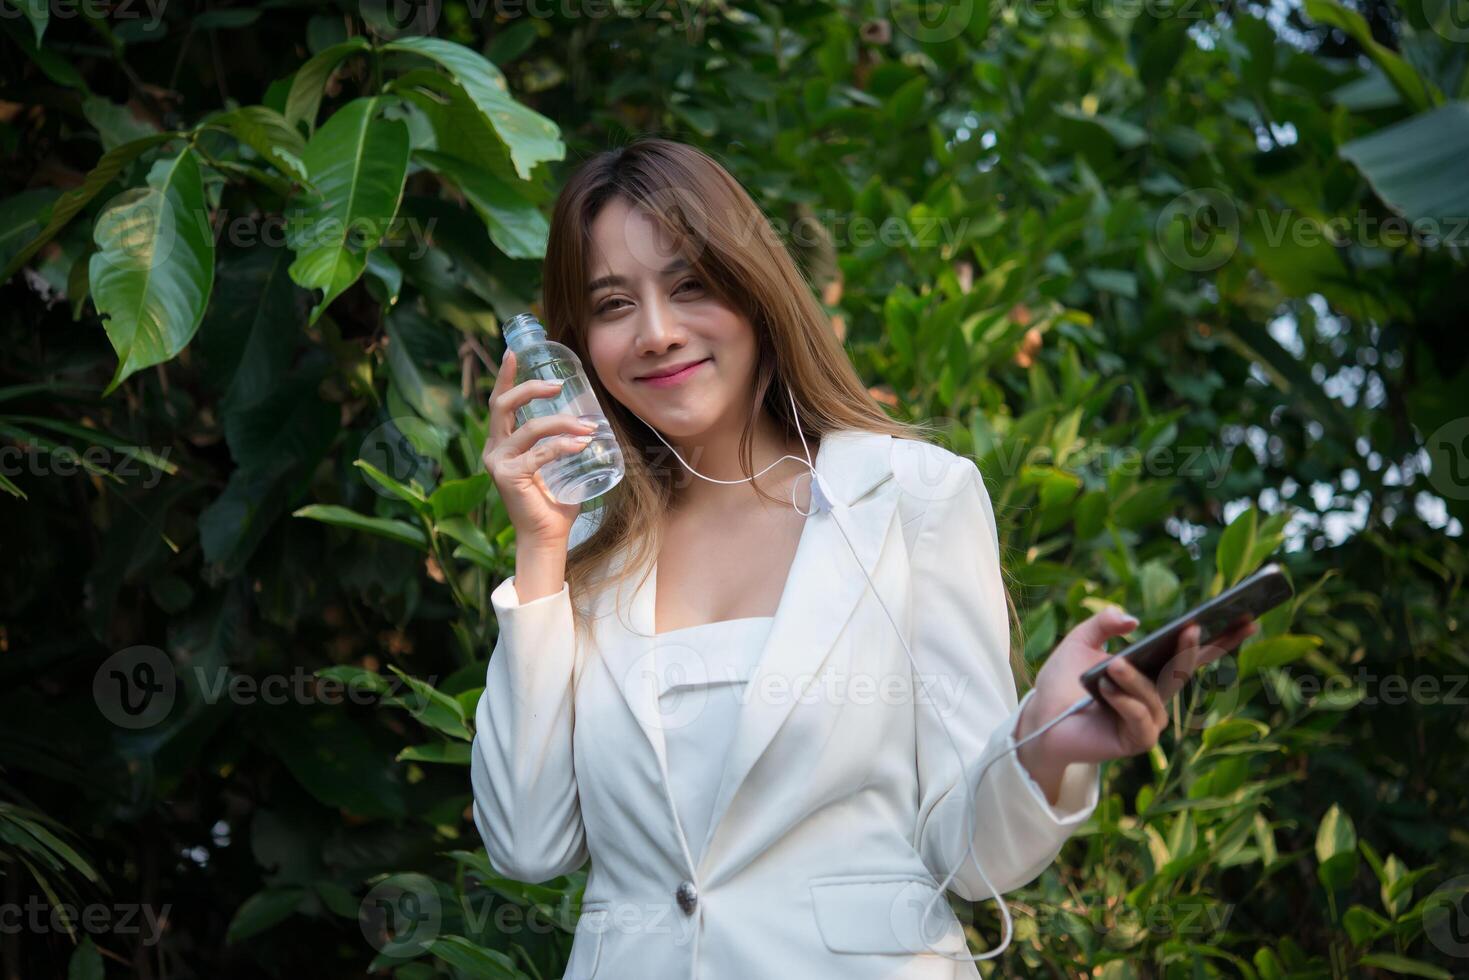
[635,292,687,355]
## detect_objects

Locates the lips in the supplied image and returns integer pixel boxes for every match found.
[637,358,710,384]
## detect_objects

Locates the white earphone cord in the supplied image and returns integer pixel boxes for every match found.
[628,389,1094,961]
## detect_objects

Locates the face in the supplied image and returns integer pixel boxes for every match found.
[583,196,760,442]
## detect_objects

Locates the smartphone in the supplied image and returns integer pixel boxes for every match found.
[1078,562,1294,702]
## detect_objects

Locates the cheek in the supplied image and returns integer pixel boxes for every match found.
[585,333,623,393]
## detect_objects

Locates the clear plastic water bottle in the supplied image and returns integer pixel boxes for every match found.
[503,312,625,505]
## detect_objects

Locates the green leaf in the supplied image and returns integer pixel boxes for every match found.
[258,706,407,818]
[205,106,310,183]
[1113,480,1177,530]
[2,132,176,282]
[384,36,565,180]
[287,98,411,325]
[384,306,461,428]
[1238,635,1321,677]
[354,458,431,515]
[1054,106,1149,149]
[5,0,48,46]
[1084,268,1138,298]
[194,242,303,412]
[1138,561,1180,615]
[384,666,472,741]
[1340,102,1469,228]
[1216,506,1257,587]
[0,188,60,270]
[1355,954,1452,979]
[283,36,371,135]
[1202,718,1270,749]
[412,149,548,258]
[226,888,306,944]
[81,96,160,152]
[1315,803,1358,891]
[397,742,472,765]
[427,936,519,978]
[89,148,217,395]
[315,665,393,696]
[1303,0,1433,111]
[437,515,496,568]
[0,15,82,88]
[67,936,102,980]
[292,504,429,549]
[429,474,491,521]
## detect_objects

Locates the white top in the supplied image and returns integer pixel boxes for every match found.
[651,615,776,866]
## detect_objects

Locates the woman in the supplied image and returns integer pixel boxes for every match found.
[473,137,1258,978]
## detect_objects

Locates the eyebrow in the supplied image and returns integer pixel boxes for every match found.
[586,258,691,294]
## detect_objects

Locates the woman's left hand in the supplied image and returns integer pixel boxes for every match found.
[1014,606,1259,800]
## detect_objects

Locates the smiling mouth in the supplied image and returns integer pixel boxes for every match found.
[637,359,710,384]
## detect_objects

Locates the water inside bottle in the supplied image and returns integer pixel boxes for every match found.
[514,371,625,505]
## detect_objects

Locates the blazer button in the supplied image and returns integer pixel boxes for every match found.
[675,880,698,915]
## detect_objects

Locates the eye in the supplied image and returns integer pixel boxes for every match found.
[676,278,705,295]
[593,296,627,315]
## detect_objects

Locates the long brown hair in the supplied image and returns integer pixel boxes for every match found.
[531,135,1029,685]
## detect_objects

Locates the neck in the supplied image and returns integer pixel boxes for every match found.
[666,415,813,511]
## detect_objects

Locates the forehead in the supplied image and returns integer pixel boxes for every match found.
[587,197,689,280]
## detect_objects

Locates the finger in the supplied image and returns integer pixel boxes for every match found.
[489,377,567,446]
[487,350,517,443]
[502,412,597,460]
[1069,606,1141,650]
[1156,624,1202,701]
[1198,619,1258,663]
[509,432,596,478]
[1098,678,1161,753]
[1106,657,1167,731]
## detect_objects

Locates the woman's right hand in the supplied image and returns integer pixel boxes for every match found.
[482,349,597,551]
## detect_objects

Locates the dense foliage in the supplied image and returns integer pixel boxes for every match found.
[1,0,1465,977]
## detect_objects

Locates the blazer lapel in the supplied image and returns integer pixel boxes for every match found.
[592,430,899,872]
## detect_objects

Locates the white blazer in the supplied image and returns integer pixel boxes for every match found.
[471,429,1101,979]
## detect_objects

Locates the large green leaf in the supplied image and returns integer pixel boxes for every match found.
[194,242,303,413]
[0,188,60,270]
[1,132,176,282]
[88,148,217,395]
[67,936,101,980]
[202,105,310,183]
[82,96,160,152]
[292,504,429,549]
[383,36,564,180]
[225,888,306,944]
[286,98,410,324]
[1303,0,1434,111]
[412,149,549,259]
[1339,101,1469,227]
[282,35,371,134]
